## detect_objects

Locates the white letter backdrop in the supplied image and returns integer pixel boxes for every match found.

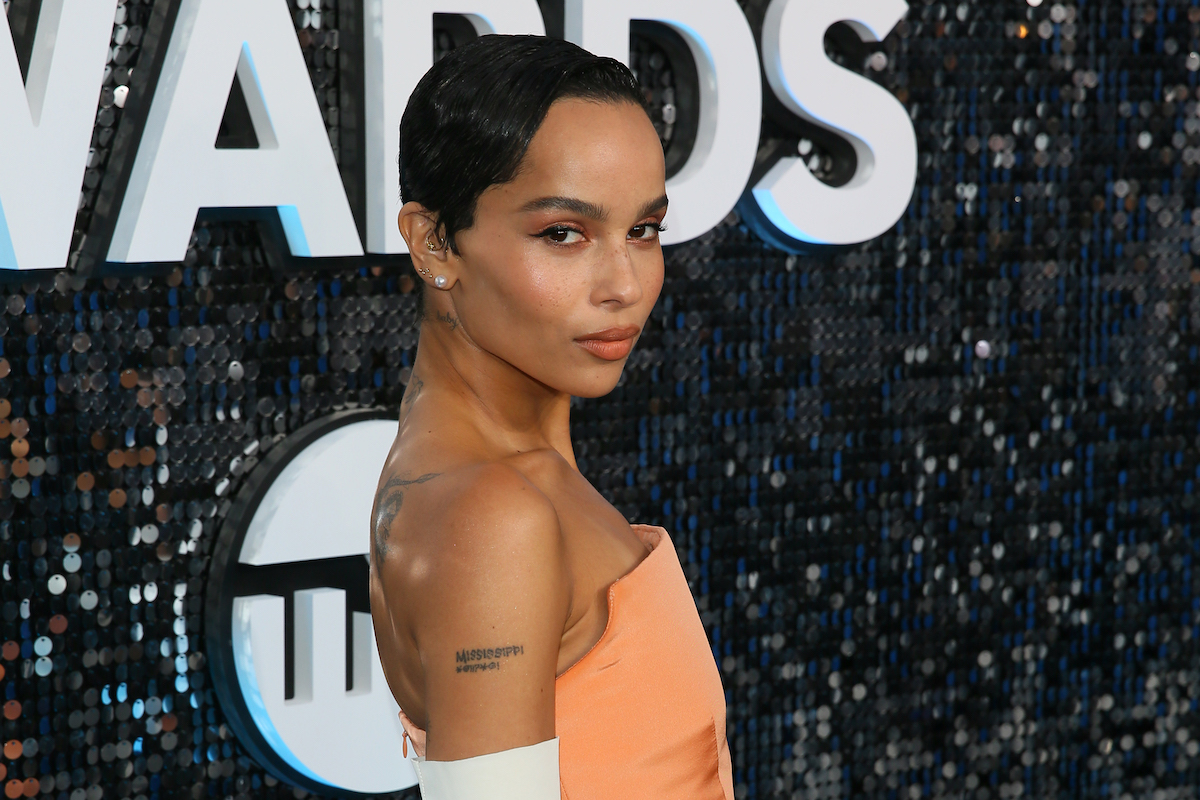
[107,0,363,264]
[752,0,917,245]
[566,0,763,246]
[362,0,546,255]
[0,0,119,270]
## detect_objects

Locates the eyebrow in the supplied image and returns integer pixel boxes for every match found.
[520,194,670,223]
[521,196,608,221]
[636,194,670,220]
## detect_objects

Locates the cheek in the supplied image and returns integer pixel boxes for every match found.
[637,253,666,310]
[513,238,600,311]
[647,261,666,302]
[521,259,582,317]
[466,242,579,330]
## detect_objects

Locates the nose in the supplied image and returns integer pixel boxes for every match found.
[594,239,644,308]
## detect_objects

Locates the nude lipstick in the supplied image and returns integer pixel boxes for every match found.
[575,326,641,361]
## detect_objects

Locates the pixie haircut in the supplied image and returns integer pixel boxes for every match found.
[399,35,650,254]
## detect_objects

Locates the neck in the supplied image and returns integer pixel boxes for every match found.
[404,316,577,467]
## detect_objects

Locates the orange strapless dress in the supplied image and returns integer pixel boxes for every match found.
[399,524,733,800]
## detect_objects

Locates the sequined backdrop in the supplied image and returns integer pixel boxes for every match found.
[3,1,1200,799]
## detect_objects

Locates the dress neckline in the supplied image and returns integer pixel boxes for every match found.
[555,524,671,681]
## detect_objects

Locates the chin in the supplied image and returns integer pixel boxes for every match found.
[558,370,626,400]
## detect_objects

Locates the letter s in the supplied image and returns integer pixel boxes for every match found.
[750,0,916,246]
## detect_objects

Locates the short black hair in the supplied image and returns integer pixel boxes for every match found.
[399,34,649,254]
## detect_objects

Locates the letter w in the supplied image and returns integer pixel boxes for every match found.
[0,0,118,270]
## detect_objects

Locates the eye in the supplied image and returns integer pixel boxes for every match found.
[537,226,584,245]
[630,222,667,241]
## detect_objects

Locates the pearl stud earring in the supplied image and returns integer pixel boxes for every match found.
[434,275,448,289]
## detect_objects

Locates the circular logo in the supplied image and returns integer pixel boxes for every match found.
[205,409,414,795]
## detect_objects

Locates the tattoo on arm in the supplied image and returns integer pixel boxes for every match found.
[435,310,460,331]
[454,644,525,674]
[372,472,441,560]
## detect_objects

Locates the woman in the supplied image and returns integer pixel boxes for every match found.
[369,35,733,799]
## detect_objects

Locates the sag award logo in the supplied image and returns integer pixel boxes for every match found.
[205,410,413,795]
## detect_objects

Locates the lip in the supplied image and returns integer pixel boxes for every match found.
[575,326,641,361]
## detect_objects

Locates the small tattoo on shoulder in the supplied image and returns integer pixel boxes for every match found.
[372,472,441,562]
[436,310,460,331]
[401,376,424,409]
[455,644,525,674]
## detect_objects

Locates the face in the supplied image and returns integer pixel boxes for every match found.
[414,98,667,399]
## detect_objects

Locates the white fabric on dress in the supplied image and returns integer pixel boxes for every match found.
[409,736,561,800]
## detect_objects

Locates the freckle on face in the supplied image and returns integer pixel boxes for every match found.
[449,99,667,398]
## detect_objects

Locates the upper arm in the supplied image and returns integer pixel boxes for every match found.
[415,465,570,761]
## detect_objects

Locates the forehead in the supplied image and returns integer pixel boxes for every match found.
[489,98,666,207]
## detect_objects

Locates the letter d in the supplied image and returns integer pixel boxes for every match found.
[566,0,762,246]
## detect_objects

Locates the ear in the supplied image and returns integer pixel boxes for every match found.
[398,202,455,288]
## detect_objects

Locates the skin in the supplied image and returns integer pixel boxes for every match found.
[368,97,668,761]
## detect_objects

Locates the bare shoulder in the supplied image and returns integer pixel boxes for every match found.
[392,462,571,758]
[441,460,564,538]
[373,459,564,566]
[371,466,445,564]
[409,462,572,624]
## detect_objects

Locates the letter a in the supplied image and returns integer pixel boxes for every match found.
[109,0,362,263]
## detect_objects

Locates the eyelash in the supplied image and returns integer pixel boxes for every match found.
[636,222,669,237]
[534,222,668,245]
